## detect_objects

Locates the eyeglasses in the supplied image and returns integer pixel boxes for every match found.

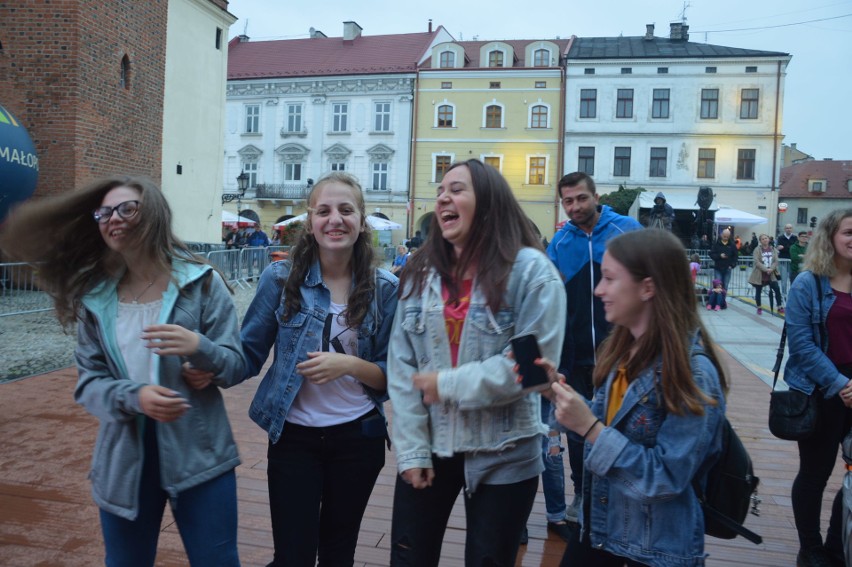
[93,200,140,224]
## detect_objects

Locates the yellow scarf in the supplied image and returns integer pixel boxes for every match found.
[606,366,629,425]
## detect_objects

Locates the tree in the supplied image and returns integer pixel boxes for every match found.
[599,184,645,216]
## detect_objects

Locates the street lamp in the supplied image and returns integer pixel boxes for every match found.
[222,171,250,214]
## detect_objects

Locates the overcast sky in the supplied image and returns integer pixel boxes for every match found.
[226,0,852,161]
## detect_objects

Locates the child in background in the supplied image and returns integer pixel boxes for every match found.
[690,254,701,283]
[707,278,727,311]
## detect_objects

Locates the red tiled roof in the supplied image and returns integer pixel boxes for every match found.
[421,39,572,69]
[779,160,852,199]
[228,30,443,79]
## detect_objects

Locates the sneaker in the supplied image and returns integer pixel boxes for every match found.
[778,307,786,314]
[546,520,574,543]
[796,546,836,567]
[565,493,581,523]
[757,308,763,315]
[706,304,712,311]
[519,527,528,545]
[714,305,721,311]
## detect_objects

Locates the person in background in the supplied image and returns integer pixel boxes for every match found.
[710,228,738,292]
[546,172,642,525]
[388,159,565,566]
[270,230,282,246]
[784,209,852,567]
[776,223,799,296]
[707,278,728,311]
[406,230,423,251]
[391,244,409,275]
[224,226,239,249]
[550,229,727,567]
[650,192,675,232]
[247,226,270,248]
[238,172,398,566]
[789,231,810,284]
[0,176,245,566]
[699,234,711,250]
[690,253,701,283]
[749,234,784,315]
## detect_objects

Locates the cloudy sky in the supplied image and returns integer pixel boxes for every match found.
[226,0,852,161]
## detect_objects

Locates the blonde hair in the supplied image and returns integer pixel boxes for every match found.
[804,208,852,276]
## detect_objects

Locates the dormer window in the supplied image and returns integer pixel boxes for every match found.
[533,48,550,66]
[439,51,455,68]
[809,179,826,193]
[488,50,504,67]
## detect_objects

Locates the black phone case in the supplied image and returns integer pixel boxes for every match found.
[511,335,549,389]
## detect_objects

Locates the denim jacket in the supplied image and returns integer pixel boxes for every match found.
[388,247,566,472]
[783,271,846,398]
[581,335,725,566]
[240,259,398,443]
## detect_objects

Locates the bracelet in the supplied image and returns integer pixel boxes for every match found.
[583,418,601,440]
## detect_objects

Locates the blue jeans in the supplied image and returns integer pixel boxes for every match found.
[540,397,567,522]
[99,419,239,567]
[266,410,386,567]
[390,453,537,566]
[713,267,732,292]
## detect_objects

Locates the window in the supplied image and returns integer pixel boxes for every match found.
[737,149,756,179]
[374,102,391,132]
[649,148,667,177]
[120,55,131,90]
[488,50,504,67]
[657,67,669,74]
[485,105,502,128]
[809,179,826,192]
[439,51,455,68]
[535,81,546,88]
[530,105,548,128]
[746,66,757,73]
[621,67,632,74]
[437,104,454,127]
[441,81,452,89]
[215,28,222,49]
[797,208,808,224]
[372,162,388,190]
[697,149,716,178]
[284,162,302,181]
[584,68,595,75]
[489,81,501,89]
[578,147,595,175]
[579,89,596,118]
[243,161,258,187]
[245,104,260,133]
[435,155,452,182]
[483,156,501,170]
[287,104,302,133]
[652,89,670,119]
[616,89,633,118]
[332,102,348,132]
[705,66,717,73]
[700,89,719,119]
[534,48,550,66]
[740,88,759,119]
[613,147,631,177]
[330,162,345,171]
[528,157,546,185]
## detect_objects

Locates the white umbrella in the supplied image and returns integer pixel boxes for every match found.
[274,214,401,231]
[221,210,257,226]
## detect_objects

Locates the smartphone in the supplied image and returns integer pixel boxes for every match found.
[511,334,549,392]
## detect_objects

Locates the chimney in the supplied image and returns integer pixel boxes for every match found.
[645,24,654,40]
[238,34,249,43]
[309,27,326,39]
[428,19,433,33]
[669,22,689,41]
[343,21,363,41]
[791,143,797,150]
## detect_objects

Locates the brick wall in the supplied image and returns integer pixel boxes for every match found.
[0,1,167,197]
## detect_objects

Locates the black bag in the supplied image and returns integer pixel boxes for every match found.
[768,273,824,441]
[694,417,763,544]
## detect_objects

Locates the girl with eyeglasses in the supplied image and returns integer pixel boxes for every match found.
[0,176,245,565]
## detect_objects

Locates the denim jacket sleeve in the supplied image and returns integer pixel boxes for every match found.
[585,355,724,503]
[362,270,399,401]
[785,272,847,397]
[241,261,287,379]
[437,250,566,408]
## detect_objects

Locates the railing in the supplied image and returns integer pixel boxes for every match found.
[688,249,791,300]
[0,263,53,316]
[255,183,311,200]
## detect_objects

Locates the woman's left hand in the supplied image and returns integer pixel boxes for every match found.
[552,381,597,436]
[413,372,440,405]
[142,324,200,356]
[297,352,350,385]
[840,380,852,408]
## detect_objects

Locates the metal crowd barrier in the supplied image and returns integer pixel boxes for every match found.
[0,262,53,317]
[686,249,791,300]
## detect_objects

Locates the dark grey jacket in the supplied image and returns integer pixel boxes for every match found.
[74,259,245,520]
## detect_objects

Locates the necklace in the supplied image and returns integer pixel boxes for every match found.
[125,280,155,304]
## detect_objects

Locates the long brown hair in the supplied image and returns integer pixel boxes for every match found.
[282,172,375,327]
[593,229,728,415]
[400,159,542,312]
[804,208,852,277]
[0,175,203,327]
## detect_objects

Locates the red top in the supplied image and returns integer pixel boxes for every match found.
[442,279,473,367]
[827,290,852,367]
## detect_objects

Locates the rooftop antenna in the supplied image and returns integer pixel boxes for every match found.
[243,19,249,36]
[679,1,690,24]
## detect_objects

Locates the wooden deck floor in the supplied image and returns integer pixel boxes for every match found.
[0,349,843,566]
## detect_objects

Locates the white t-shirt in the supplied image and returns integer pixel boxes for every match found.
[287,301,373,426]
[116,300,162,385]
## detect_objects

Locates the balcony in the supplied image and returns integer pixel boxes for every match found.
[255,183,311,201]
[280,127,308,139]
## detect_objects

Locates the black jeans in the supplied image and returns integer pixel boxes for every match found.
[792,390,852,552]
[560,529,649,567]
[390,453,538,567]
[753,280,783,310]
[266,410,385,567]
[566,366,595,493]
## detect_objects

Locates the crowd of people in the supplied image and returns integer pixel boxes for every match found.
[1,162,850,567]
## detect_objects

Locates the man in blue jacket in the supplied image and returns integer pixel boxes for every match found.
[545,171,642,524]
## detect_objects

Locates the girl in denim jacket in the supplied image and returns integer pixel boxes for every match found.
[387,159,565,566]
[552,230,728,567]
